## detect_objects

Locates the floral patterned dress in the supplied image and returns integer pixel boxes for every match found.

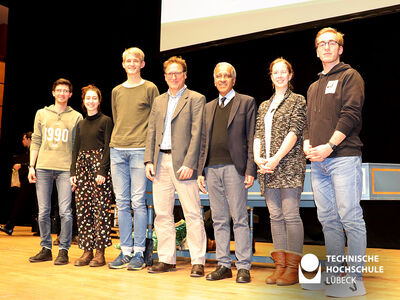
[75,148,113,250]
[71,112,113,250]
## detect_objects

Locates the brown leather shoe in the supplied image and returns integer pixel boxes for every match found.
[276,251,302,286]
[266,250,286,284]
[190,264,204,277]
[148,262,176,273]
[236,269,251,283]
[74,250,93,266]
[206,265,232,281]
[89,249,106,267]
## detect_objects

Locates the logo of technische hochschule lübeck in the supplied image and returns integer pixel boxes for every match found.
[299,253,322,284]
[299,253,383,285]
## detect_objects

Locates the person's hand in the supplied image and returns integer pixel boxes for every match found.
[303,140,312,156]
[95,175,105,185]
[177,166,193,180]
[263,155,280,172]
[70,176,77,186]
[244,175,255,189]
[254,157,267,168]
[145,163,155,181]
[306,144,333,162]
[255,157,272,174]
[257,159,274,174]
[13,163,21,171]
[70,176,77,191]
[197,176,207,194]
[28,167,37,183]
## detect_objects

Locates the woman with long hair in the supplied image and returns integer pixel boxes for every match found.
[254,58,306,285]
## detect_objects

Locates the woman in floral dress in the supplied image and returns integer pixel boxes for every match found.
[70,85,113,267]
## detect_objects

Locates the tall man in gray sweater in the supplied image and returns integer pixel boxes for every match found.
[108,47,159,270]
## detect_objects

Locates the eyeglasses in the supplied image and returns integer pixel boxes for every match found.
[55,89,70,94]
[165,72,184,79]
[317,40,340,48]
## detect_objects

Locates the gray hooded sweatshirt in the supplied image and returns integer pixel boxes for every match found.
[31,104,83,171]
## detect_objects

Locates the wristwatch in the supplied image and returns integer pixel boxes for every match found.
[328,142,337,151]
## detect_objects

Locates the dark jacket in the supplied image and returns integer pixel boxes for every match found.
[304,62,364,157]
[198,92,257,177]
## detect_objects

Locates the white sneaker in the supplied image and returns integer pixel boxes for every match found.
[325,277,366,298]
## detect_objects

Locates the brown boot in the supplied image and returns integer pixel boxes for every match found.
[89,248,105,267]
[276,251,302,286]
[266,250,286,284]
[74,250,93,266]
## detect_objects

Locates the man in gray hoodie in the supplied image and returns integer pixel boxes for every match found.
[28,78,82,265]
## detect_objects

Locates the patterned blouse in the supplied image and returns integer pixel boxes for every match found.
[254,89,306,194]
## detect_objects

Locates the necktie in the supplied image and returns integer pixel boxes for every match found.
[220,97,226,108]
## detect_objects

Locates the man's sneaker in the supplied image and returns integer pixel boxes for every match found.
[54,249,69,265]
[0,225,13,235]
[29,247,52,263]
[325,276,366,297]
[108,251,133,269]
[127,252,146,271]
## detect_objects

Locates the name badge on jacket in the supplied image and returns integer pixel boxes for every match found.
[325,80,338,94]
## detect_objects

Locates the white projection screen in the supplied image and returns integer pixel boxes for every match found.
[160,0,400,52]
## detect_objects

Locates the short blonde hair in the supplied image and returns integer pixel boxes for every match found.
[122,47,145,62]
[315,27,344,48]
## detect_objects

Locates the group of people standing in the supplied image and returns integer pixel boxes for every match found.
[19,27,366,298]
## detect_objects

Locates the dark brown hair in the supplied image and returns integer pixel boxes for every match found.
[52,78,73,93]
[81,84,102,113]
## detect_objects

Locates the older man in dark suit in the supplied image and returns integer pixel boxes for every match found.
[197,62,257,283]
[145,56,206,277]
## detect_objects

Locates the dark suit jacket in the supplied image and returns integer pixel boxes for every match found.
[144,88,205,180]
[198,91,257,177]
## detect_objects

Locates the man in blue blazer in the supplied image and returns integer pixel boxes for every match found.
[198,62,257,283]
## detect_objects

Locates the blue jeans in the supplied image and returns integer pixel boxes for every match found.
[110,148,147,254]
[36,169,72,250]
[205,165,252,270]
[311,156,366,279]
